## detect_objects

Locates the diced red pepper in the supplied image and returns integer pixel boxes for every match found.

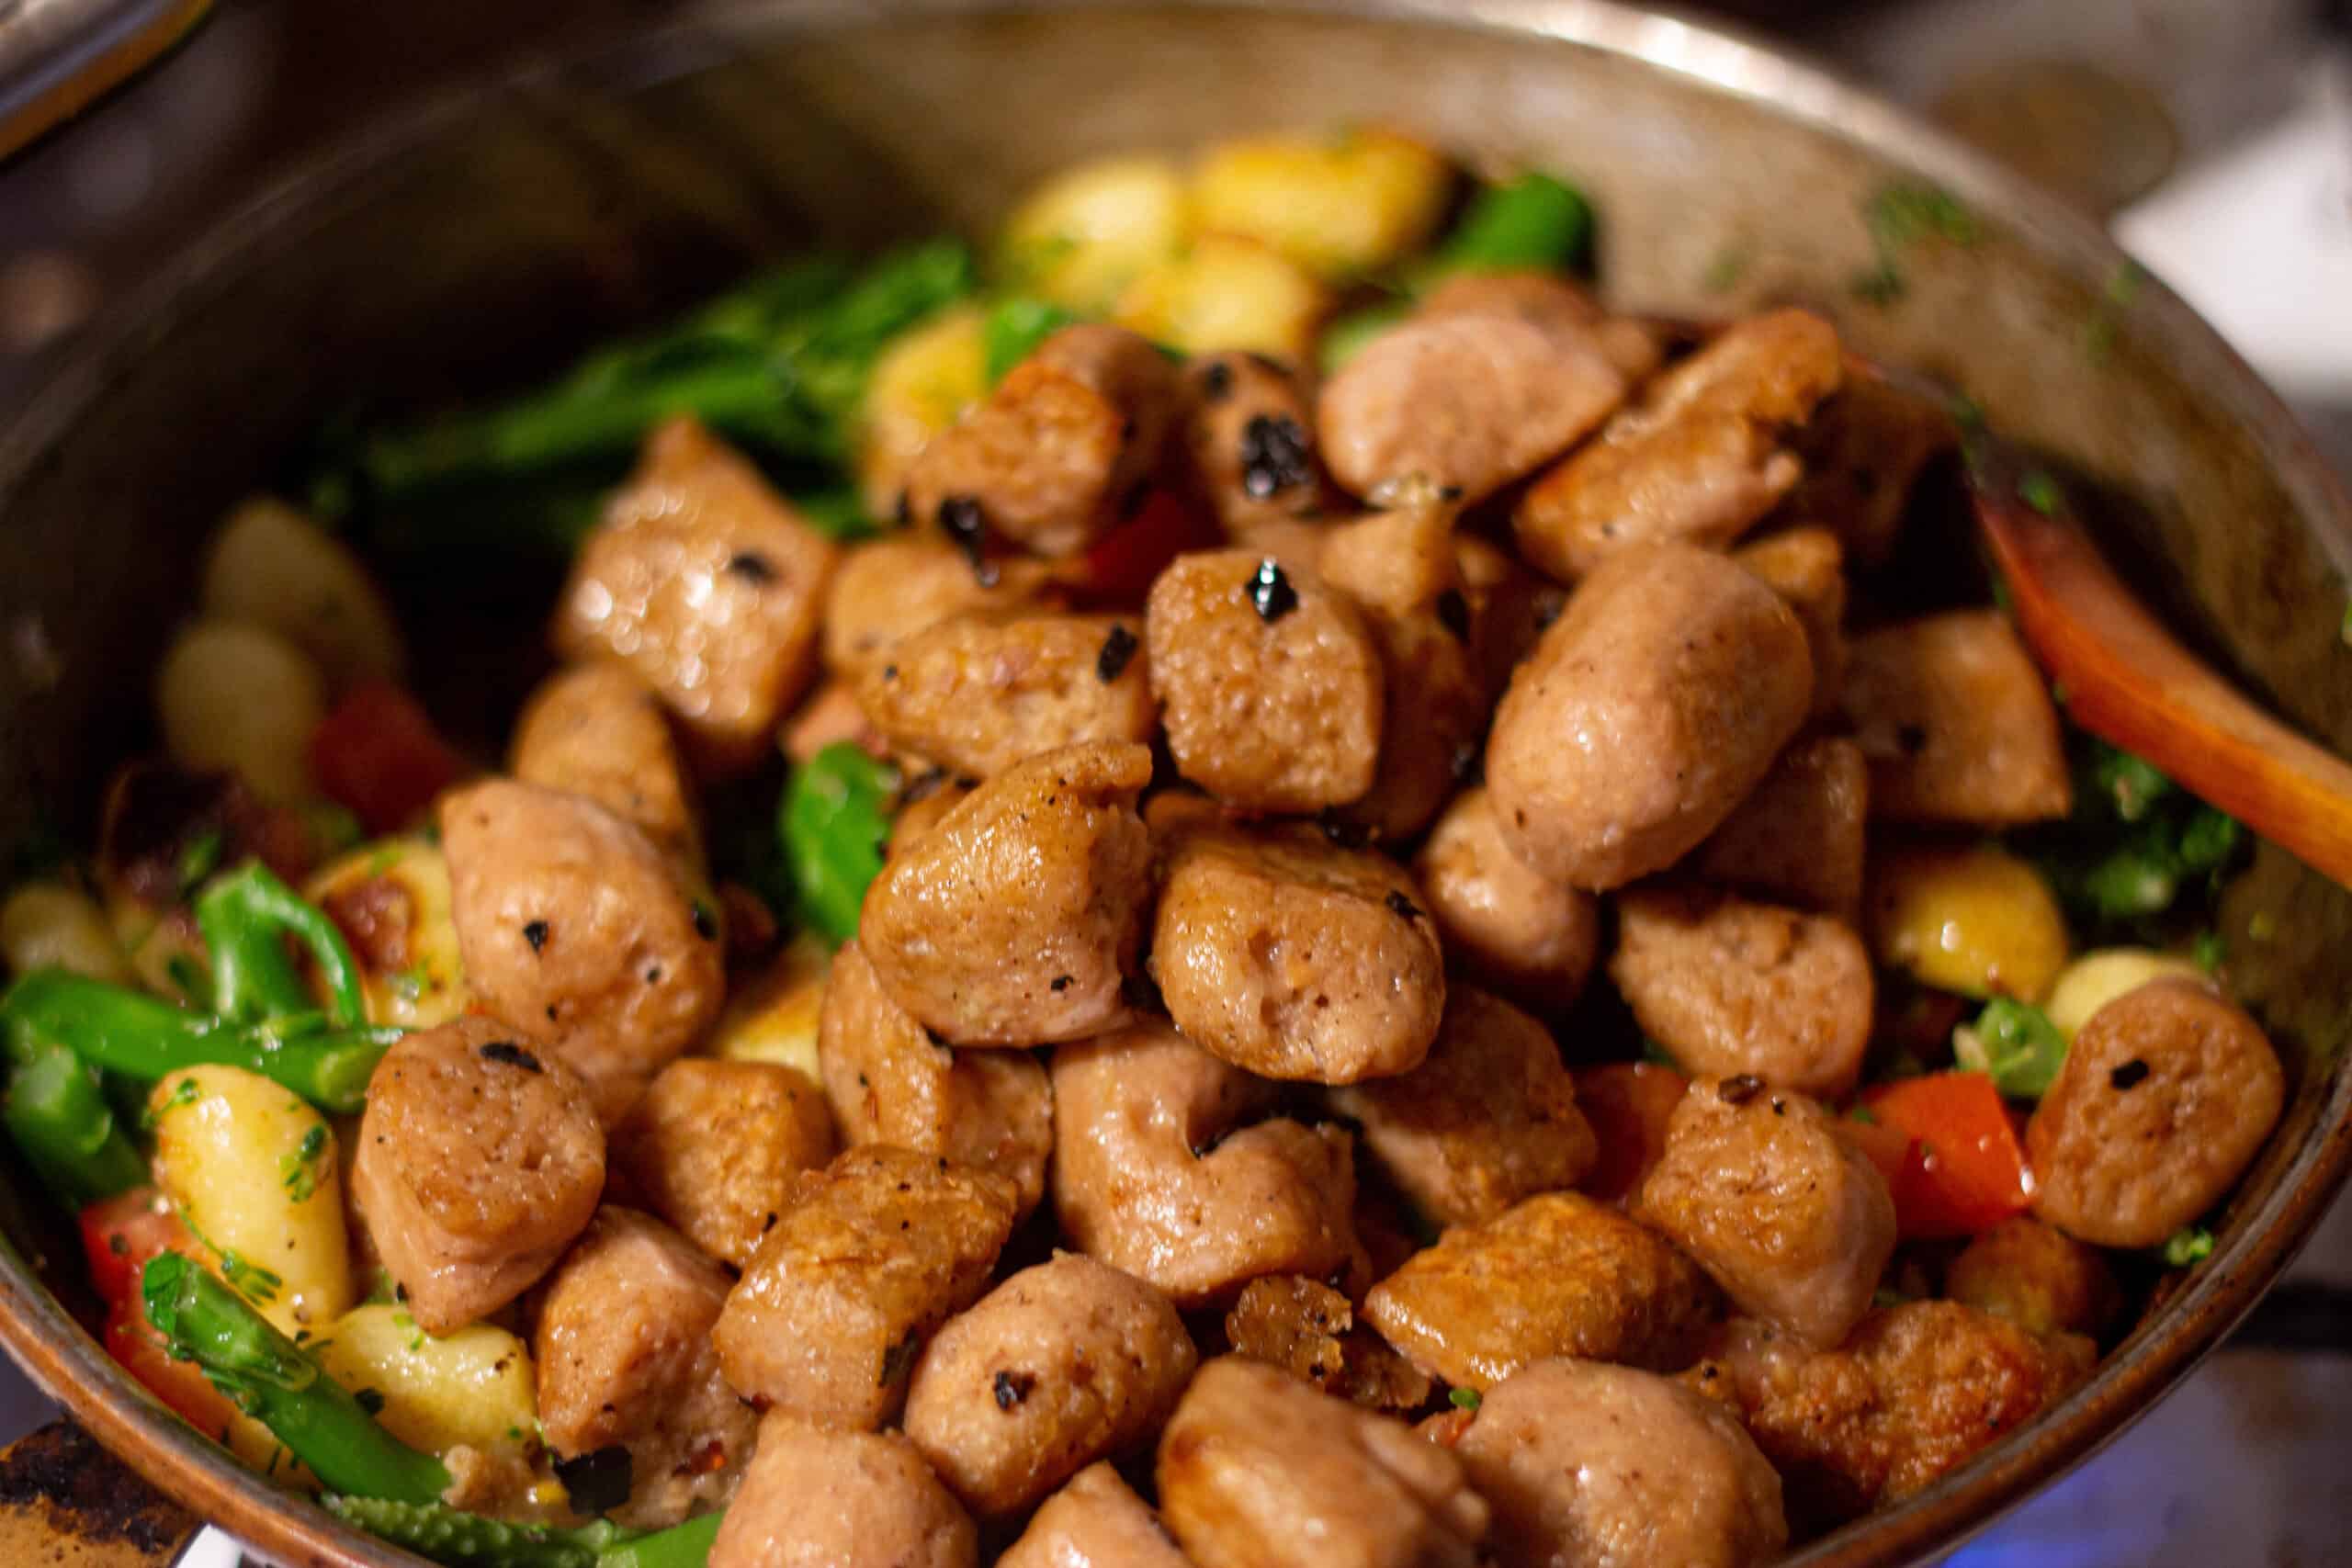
[1855,1072,2035,1239]
[1574,1062,1690,1204]
[79,1189,241,1433]
[1064,491,1224,611]
[309,682,470,836]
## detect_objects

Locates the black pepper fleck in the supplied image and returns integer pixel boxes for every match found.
[939,495,1001,587]
[1199,359,1234,400]
[724,551,776,583]
[1318,813,1374,849]
[2109,1059,2151,1090]
[1247,558,1299,622]
[1050,975,1074,993]
[1096,624,1140,683]
[991,1370,1037,1410]
[1385,890,1424,921]
[522,919,548,953]
[1239,414,1314,500]
[1719,1074,1767,1106]
[1434,589,1471,641]
[478,1042,543,1074]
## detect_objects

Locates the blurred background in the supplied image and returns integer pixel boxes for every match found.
[0,2,2346,1563]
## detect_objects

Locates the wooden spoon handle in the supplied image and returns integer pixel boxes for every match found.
[1974,486,2352,889]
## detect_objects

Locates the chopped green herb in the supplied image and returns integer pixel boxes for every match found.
[2159,1225,2214,1267]
[2018,469,2064,516]
[279,1123,332,1203]
[1449,1387,1482,1412]
[1702,243,1753,294]
[1851,181,1978,306]
[1951,998,2069,1100]
[2083,260,2145,361]
[2192,930,2227,973]
[175,830,227,898]
[1847,1104,1879,1126]
[142,1077,202,1130]
[1638,1039,1680,1069]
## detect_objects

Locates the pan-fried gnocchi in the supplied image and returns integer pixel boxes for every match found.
[154,620,328,805]
[302,835,469,1029]
[315,1305,539,1459]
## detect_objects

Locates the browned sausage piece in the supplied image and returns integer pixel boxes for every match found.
[553,417,836,778]
[534,1208,756,1529]
[712,1146,1018,1426]
[350,1017,604,1335]
[1318,308,1626,506]
[1145,549,1384,812]
[1413,788,1600,1018]
[854,612,1157,779]
[1838,610,2072,826]
[1713,1303,2095,1528]
[510,662,701,865]
[1328,986,1595,1226]
[1944,1215,2123,1338]
[1512,310,1843,584]
[1178,352,1332,536]
[819,940,1053,1218]
[904,323,1182,558]
[904,1254,1197,1517]
[1455,1359,1787,1568]
[1361,1191,1719,1390]
[1453,536,1555,705]
[1225,1275,1433,1412]
[1609,887,1875,1099]
[1329,611,1488,845]
[1778,373,1958,567]
[1693,736,1870,922]
[1052,1021,1357,1307]
[999,1462,1191,1568]
[608,1057,837,1269]
[1633,1079,1895,1348]
[1151,818,1444,1084]
[1486,543,1811,891]
[2027,978,2285,1247]
[440,779,724,1122]
[1315,500,1456,622]
[823,536,1057,679]
[1734,525,1848,718]
[708,1412,977,1568]
[1412,272,1665,384]
[1159,1358,1487,1568]
[861,741,1153,1046]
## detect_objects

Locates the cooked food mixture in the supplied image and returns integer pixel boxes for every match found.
[0,132,2286,1567]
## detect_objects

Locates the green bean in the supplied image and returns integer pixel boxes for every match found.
[778,742,898,946]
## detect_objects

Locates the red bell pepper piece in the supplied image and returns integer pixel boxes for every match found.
[1063,491,1224,611]
[1855,1072,2035,1239]
[1574,1062,1690,1204]
[309,682,470,836]
[78,1188,242,1432]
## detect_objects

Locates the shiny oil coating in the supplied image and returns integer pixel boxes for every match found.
[709,1412,977,1568]
[1456,1358,1787,1568]
[1838,611,2073,826]
[509,661,703,866]
[861,741,1154,1046]
[1158,1357,1488,1568]
[998,1463,1189,1568]
[1412,786,1601,1017]
[608,1056,837,1268]
[349,1016,605,1336]
[904,1254,1196,1517]
[533,1207,753,1529]
[553,416,836,777]
[1486,543,1811,891]
[1362,1190,1719,1389]
[856,612,1158,779]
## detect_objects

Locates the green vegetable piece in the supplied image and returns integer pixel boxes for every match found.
[2018,469,2064,517]
[788,486,878,542]
[2159,1225,2215,1268]
[2093,746,2173,823]
[984,297,1083,385]
[2079,841,2178,922]
[779,743,899,947]
[142,1254,452,1505]
[0,968,398,1115]
[325,1496,724,1568]
[1952,998,2069,1100]
[1448,1387,1482,1412]
[1317,301,1410,375]
[2177,807,2241,872]
[196,861,370,1029]
[1,1033,147,1206]
[1431,172,1594,276]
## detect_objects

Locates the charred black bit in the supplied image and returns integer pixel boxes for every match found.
[1318,813,1374,850]
[991,1370,1037,1411]
[1050,975,1074,993]
[938,495,1000,588]
[725,551,777,583]
[1239,414,1314,500]
[1450,741,1483,785]
[521,919,549,954]
[1124,970,1165,1016]
[691,900,719,942]
[1718,1074,1767,1106]
[1247,558,1300,623]
[1770,1097,1787,1116]
[479,1041,543,1075]
[1434,589,1471,641]
[1199,359,1234,400]
[1385,890,1424,921]
[354,1388,387,1416]
[553,1446,633,1516]
[2109,1059,2151,1090]
[1096,624,1141,683]
[882,664,899,682]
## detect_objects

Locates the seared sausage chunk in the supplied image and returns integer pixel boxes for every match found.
[820,941,1054,1217]
[1152,817,1444,1084]
[554,417,836,776]
[2027,978,2285,1247]
[1945,1215,2123,1338]
[1512,309,1842,583]
[1225,1275,1432,1411]
[1838,611,2072,826]
[1000,1463,1190,1568]
[1634,1079,1896,1348]
[1052,1021,1356,1307]
[1146,549,1385,812]
[1713,1303,2095,1527]
[608,1057,837,1269]
[1610,887,1875,1099]
[905,1254,1197,1517]
[1160,1357,1487,1568]
[1179,351,1331,536]
[1318,306,1625,506]
[510,662,700,865]
[1413,787,1601,1017]
[855,612,1157,779]
[1362,1191,1719,1389]
[904,324,1181,558]
[1780,373,1957,566]
[1735,525,1848,718]
[709,1412,977,1568]
[1456,1359,1787,1568]
[1328,986,1595,1226]
[823,536,1057,679]
[534,1208,755,1529]
[1694,736,1870,921]
[350,1017,604,1335]
[713,1146,1018,1426]
[861,741,1154,1046]
[1487,543,1811,890]
[440,778,724,1122]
